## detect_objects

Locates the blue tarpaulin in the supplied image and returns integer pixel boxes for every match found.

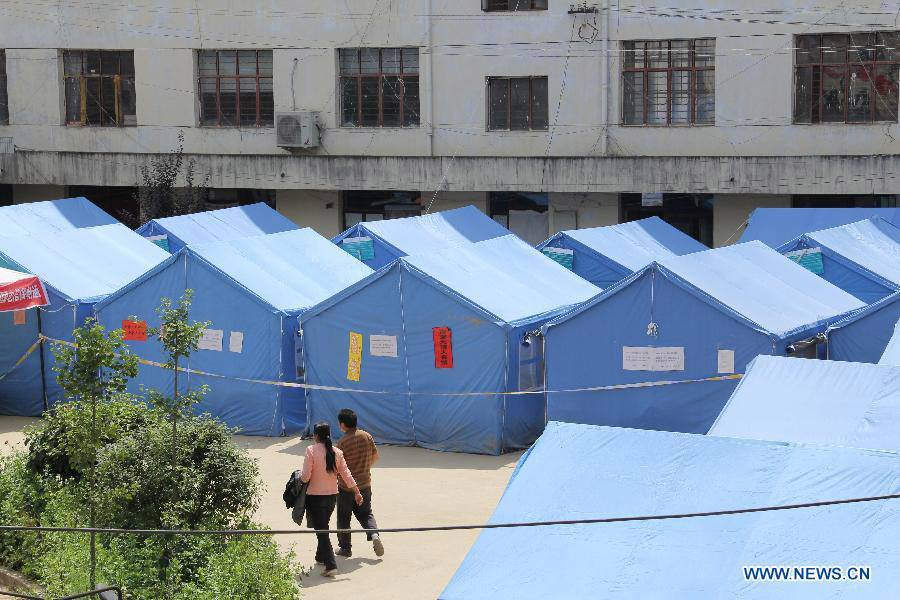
[740,207,900,248]
[331,206,511,269]
[442,421,900,600]
[0,197,118,237]
[536,217,707,288]
[0,224,169,415]
[301,235,600,454]
[777,218,900,303]
[710,355,900,451]
[881,318,900,365]
[827,291,900,363]
[543,241,865,434]
[136,203,299,254]
[94,228,373,436]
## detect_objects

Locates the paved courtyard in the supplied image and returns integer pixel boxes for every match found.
[0,417,520,599]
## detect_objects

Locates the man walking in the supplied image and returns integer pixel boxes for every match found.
[335,408,384,558]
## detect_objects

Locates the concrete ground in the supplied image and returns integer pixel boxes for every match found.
[0,417,520,599]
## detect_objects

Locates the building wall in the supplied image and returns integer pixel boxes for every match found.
[713,194,792,247]
[13,184,68,204]
[276,189,341,238]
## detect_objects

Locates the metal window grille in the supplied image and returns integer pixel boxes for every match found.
[198,50,274,127]
[339,48,420,128]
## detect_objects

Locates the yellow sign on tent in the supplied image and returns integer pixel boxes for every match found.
[347,331,363,382]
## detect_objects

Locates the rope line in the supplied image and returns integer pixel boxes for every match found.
[2,493,898,536]
[36,334,742,396]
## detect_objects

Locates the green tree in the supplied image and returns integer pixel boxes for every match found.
[147,290,210,484]
[51,319,139,589]
[130,132,210,227]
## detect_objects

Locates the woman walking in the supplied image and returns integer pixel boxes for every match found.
[300,421,364,577]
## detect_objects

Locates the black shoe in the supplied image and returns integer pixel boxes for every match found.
[336,547,352,558]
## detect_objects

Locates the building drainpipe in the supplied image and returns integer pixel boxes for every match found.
[601,0,611,156]
[425,0,435,156]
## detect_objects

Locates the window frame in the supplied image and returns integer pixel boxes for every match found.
[482,0,548,11]
[486,76,549,131]
[197,49,274,128]
[620,38,715,127]
[0,49,7,125]
[793,32,900,124]
[338,48,420,128]
[62,50,136,127]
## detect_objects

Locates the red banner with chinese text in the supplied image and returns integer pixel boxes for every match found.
[0,269,49,312]
[432,327,453,369]
[122,320,148,341]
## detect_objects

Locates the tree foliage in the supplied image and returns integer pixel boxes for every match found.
[131,131,210,226]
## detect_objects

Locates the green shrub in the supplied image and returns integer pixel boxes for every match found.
[95,413,260,530]
[175,534,300,600]
[0,452,47,574]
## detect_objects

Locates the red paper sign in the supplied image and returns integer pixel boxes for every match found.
[122,320,148,341]
[0,274,48,312]
[432,327,453,369]
[13,310,25,325]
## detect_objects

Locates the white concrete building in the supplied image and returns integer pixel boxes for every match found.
[0,0,898,246]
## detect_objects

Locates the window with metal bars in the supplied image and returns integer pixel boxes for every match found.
[487,77,548,131]
[794,32,900,124]
[198,50,274,127]
[482,0,548,11]
[63,50,136,127]
[622,39,715,126]
[0,50,7,125]
[339,48,420,128]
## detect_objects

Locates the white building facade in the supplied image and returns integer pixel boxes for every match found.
[0,0,898,246]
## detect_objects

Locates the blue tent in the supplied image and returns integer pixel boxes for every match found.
[777,218,900,304]
[94,228,373,436]
[301,235,600,454]
[0,224,169,415]
[543,241,865,434]
[739,207,900,248]
[881,318,900,365]
[331,205,511,269]
[442,421,900,600]
[710,355,900,451]
[136,203,299,253]
[0,197,118,237]
[536,216,707,288]
[826,291,900,363]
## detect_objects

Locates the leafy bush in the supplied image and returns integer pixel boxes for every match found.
[0,452,47,574]
[175,534,300,600]
[25,398,151,481]
[96,413,259,530]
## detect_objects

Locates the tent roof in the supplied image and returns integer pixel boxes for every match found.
[188,228,374,313]
[138,203,298,246]
[345,205,511,256]
[657,241,865,336]
[0,197,118,237]
[881,318,900,365]
[442,421,900,600]
[739,207,900,248]
[0,224,169,302]
[403,234,601,325]
[710,355,900,451]
[788,217,900,286]
[561,216,707,271]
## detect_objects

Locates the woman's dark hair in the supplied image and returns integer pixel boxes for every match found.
[314,421,336,473]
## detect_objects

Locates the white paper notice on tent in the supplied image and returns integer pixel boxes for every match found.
[369,335,397,357]
[717,349,735,374]
[198,328,224,351]
[229,331,244,354]
[623,346,685,371]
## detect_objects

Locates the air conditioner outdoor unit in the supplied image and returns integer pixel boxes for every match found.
[276,111,319,148]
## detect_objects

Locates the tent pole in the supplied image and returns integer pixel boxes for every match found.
[37,308,48,413]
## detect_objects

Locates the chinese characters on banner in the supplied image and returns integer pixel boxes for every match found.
[432,327,453,369]
[347,331,363,381]
[0,272,48,312]
[121,320,148,341]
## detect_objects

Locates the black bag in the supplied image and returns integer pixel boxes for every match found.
[283,470,308,526]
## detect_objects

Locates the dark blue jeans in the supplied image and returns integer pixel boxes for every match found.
[306,494,337,569]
